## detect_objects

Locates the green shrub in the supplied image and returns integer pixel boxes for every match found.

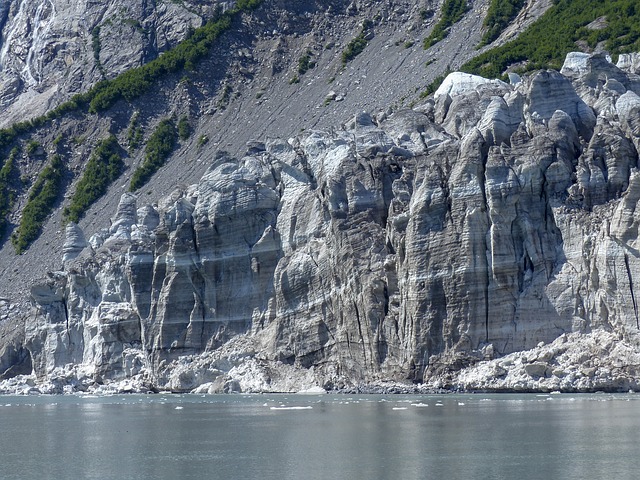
[0,129,17,153]
[129,119,177,191]
[217,84,233,109]
[234,0,262,11]
[12,154,64,253]
[297,51,316,75]
[177,115,191,141]
[92,25,105,76]
[123,18,146,34]
[197,134,209,148]
[479,0,527,47]
[91,25,102,63]
[127,111,144,150]
[420,9,435,20]
[0,147,19,239]
[342,21,373,65]
[26,140,41,156]
[64,136,123,223]
[423,0,470,49]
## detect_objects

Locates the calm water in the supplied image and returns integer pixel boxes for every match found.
[1,393,639,479]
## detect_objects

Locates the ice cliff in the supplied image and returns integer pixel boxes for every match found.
[6,52,640,393]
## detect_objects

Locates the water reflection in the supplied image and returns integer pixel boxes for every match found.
[0,394,639,479]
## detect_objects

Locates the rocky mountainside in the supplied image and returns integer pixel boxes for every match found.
[0,0,214,127]
[2,0,640,393]
[0,0,501,303]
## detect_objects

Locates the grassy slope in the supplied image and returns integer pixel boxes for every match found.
[464,0,640,79]
[12,155,64,253]
[423,0,470,49]
[479,0,527,47]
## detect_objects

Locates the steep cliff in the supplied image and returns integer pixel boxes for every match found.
[6,51,640,394]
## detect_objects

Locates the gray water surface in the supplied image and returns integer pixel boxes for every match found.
[1,393,638,479]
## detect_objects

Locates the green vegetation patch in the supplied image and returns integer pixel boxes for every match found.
[479,0,527,47]
[53,134,64,149]
[197,134,209,148]
[463,0,640,79]
[0,148,19,239]
[129,119,177,191]
[127,111,144,151]
[12,154,64,253]
[297,50,316,75]
[26,140,41,156]
[92,25,106,76]
[217,84,233,110]
[423,0,470,49]
[342,20,373,65]
[177,115,191,141]
[64,136,124,224]
[235,0,262,10]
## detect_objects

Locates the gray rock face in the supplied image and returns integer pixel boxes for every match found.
[0,0,212,127]
[15,52,640,392]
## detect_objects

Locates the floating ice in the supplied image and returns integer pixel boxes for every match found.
[297,386,327,394]
[270,406,313,410]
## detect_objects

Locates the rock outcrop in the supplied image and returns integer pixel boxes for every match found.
[0,0,213,127]
[4,52,640,393]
